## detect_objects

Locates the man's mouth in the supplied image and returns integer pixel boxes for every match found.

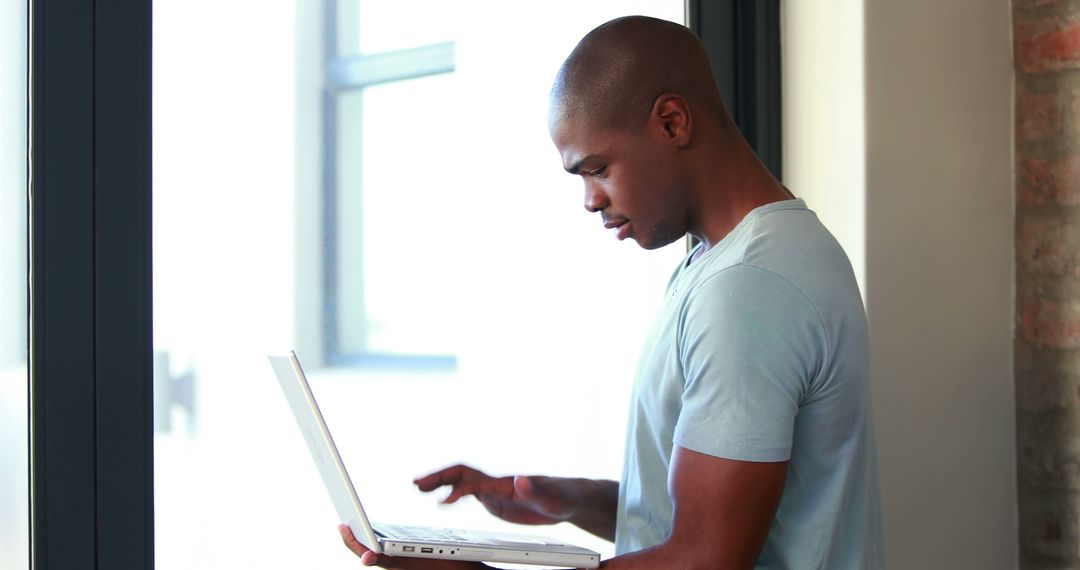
[604,219,631,241]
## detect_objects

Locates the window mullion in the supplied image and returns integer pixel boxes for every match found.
[327,42,455,91]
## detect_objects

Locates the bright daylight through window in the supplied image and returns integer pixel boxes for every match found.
[0,0,29,568]
[154,2,684,568]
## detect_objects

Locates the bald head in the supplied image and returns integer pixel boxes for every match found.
[550,16,726,134]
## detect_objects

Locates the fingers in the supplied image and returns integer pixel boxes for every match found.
[442,479,488,504]
[339,524,375,561]
[448,474,518,505]
[339,525,398,568]
[414,464,473,492]
[512,475,535,500]
[414,465,512,506]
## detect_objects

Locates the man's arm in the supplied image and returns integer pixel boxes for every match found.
[598,446,786,569]
[337,466,618,569]
[563,478,619,541]
[340,448,786,569]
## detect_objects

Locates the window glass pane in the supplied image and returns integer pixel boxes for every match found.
[0,0,29,568]
[155,2,684,568]
[335,73,463,358]
[338,0,456,55]
[153,2,307,568]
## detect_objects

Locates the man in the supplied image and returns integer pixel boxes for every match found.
[341,15,883,569]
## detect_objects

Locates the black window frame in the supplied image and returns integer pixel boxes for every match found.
[30,0,153,568]
[689,0,782,179]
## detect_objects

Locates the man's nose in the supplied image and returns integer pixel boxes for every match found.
[583,181,608,213]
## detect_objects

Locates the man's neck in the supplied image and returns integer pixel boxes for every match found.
[687,136,792,256]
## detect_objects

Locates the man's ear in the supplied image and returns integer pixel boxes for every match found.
[651,94,692,147]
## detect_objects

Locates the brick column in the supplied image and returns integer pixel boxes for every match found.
[1015,1,1080,567]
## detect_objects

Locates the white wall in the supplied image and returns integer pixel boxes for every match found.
[785,0,1017,567]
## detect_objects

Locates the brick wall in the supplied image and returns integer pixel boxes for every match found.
[1016,1,1080,566]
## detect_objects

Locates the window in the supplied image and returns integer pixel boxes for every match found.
[0,0,28,567]
[324,0,458,367]
[30,1,780,568]
[154,2,684,568]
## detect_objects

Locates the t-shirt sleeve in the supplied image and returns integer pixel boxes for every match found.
[673,264,826,462]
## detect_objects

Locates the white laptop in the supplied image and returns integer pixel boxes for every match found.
[268,352,602,568]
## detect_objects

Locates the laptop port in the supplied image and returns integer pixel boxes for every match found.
[402,546,415,553]
[421,547,433,554]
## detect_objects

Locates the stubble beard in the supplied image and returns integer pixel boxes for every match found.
[638,218,683,250]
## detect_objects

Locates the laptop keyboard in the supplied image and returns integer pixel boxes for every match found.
[376,524,486,544]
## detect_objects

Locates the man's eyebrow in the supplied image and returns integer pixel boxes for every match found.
[564,155,596,175]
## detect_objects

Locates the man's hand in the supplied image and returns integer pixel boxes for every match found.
[414,465,618,540]
[414,465,578,526]
[338,525,485,569]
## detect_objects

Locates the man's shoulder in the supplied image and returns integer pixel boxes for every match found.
[691,201,847,280]
[679,205,864,345]
[736,205,861,316]
[741,205,848,272]
[679,263,824,343]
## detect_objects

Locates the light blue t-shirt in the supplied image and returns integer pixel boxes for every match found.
[614,199,884,568]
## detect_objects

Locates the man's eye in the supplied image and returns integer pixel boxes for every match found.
[590,166,608,177]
